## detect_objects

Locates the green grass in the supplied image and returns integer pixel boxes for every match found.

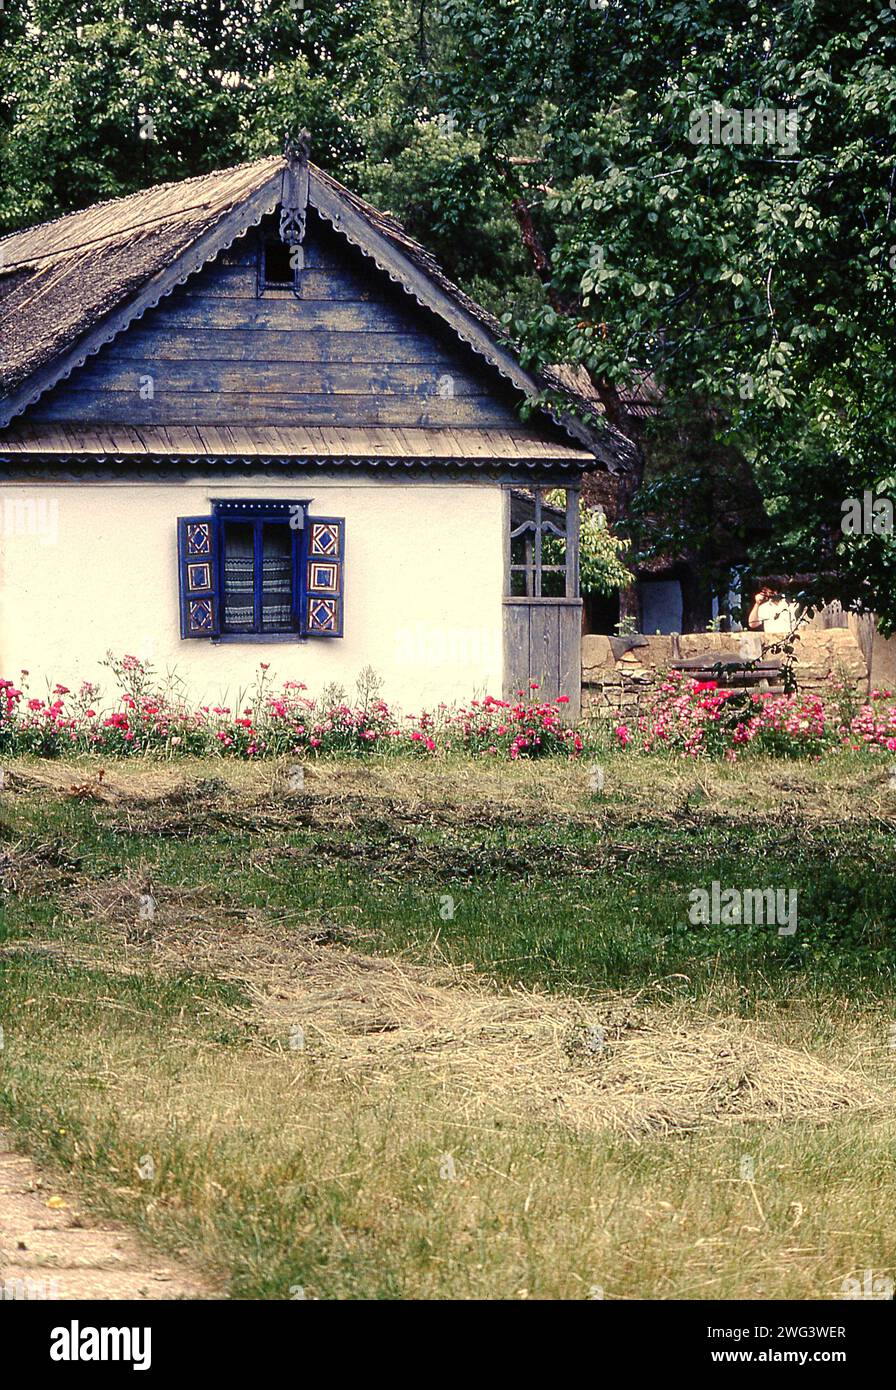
[4,755,895,998]
[1,752,895,1298]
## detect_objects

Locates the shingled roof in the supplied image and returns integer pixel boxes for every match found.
[0,154,636,472]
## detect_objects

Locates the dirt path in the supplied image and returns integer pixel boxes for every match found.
[0,1129,211,1300]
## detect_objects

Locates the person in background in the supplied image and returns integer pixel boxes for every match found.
[747,585,802,635]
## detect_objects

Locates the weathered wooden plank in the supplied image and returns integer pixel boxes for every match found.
[179,266,383,302]
[557,601,583,718]
[810,601,847,630]
[29,389,525,427]
[565,487,580,600]
[848,612,875,679]
[67,359,497,398]
[297,231,363,271]
[293,269,380,301]
[141,297,421,333]
[503,603,531,701]
[179,265,258,298]
[210,241,257,269]
[531,605,561,701]
[0,417,584,459]
[501,485,512,602]
[101,330,452,364]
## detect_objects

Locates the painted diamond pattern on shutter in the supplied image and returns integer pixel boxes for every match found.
[177,516,220,638]
[304,517,345,637]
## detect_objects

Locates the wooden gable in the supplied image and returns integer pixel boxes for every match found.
[19,210,570,444]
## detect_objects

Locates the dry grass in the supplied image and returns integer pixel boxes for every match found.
[27,890,888,1141]
[251,945,889,1138]
[5,745,895,821]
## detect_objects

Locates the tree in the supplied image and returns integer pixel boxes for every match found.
[412,0,896,622]
[544,490,631,597]
[0,0,408,227]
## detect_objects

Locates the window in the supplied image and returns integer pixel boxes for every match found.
[260,236,298,292]
[507,487,579,599]
[222,519,290,632]
[177,503,345,641]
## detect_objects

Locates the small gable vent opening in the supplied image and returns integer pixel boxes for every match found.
[262,237,296,289]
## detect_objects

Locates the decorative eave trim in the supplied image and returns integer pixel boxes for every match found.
[0,452,596,474]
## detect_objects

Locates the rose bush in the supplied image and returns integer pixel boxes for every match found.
[0,659,583,762]
[4,658,892,766]
[615,669,896,760]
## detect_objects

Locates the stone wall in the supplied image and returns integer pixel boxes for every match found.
[582,627,869,721]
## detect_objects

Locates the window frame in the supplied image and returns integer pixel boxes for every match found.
[257,236,301,296]
[212,499,310,642]
[506,486,580,600]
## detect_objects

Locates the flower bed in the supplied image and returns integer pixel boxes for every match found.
[615,669,896,759]
[0,656,583,762]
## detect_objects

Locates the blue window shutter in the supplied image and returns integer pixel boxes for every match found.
[177,517,220,638]
[304,517,345,637]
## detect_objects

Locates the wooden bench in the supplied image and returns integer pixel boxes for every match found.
[670,651,786,695]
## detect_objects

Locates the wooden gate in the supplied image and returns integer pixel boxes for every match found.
[503,599,583,717]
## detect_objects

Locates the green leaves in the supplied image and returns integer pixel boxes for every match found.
[0,0,408,227]
[413,0,896,616]
[1,0,895,620]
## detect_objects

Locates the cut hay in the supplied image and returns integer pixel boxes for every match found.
[253,948,885,1137]
[46,900,886,1139]
[0,835,83,896]
[559,1021,884,1136]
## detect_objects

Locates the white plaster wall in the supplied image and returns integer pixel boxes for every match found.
[0,476,505,710]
